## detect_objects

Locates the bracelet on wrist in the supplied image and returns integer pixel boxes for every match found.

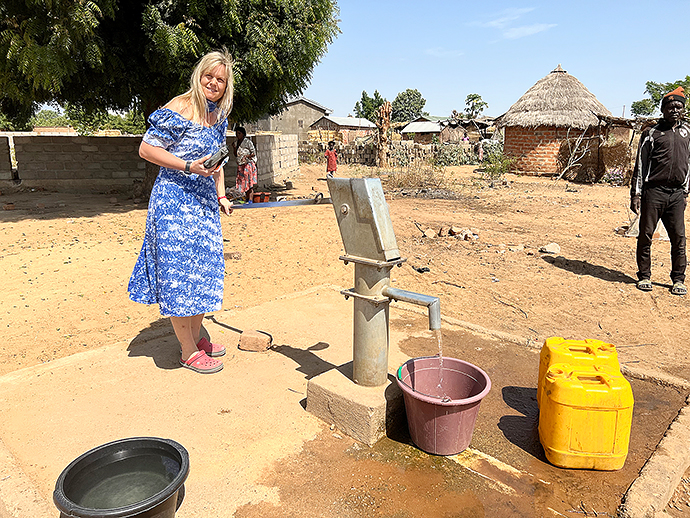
[184,161,192,174]
[218,196,227,201]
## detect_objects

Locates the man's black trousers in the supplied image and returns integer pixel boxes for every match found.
[636,185,687,283]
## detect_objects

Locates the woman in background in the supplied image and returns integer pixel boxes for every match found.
[232,126,257,203]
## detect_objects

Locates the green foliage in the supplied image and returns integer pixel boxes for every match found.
[0,0,340,125]
[107,111,146,135]
[464,93,488,119]
[432,142,478,167]
[391,88,426,122]
[481,144,515,182]
[631,76,690,116]
[31,109,69,128]
[29,106,145,134]
[630,99,656,117]
[354,90,387,123]
[0,111,30,131]
[63,104,109,135]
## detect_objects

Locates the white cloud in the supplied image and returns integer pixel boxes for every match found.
[471,7,555,40]
[503,23,557,39]
[425,47,464,58]
[481,7,535,29]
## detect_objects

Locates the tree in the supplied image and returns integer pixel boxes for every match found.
[30,109,69,128]
[464,94,488,119]
[391,88,426,122]
[0,0,340,126]
[354,90,387,123]
[631,76,690,117]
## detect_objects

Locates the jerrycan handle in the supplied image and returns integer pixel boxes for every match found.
[577,374,610,388]
[568,345,595,356]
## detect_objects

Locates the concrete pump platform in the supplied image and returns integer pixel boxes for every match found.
[0,285,688,518]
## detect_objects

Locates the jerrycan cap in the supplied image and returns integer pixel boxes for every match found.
[545,363,572,381]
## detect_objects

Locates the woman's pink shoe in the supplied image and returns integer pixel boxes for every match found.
[197,337,226,357]
[179,350,223,374]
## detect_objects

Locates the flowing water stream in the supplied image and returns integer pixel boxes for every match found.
[434,329,451,402]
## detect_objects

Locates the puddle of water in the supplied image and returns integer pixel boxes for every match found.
[393,316,689,515]
[237,316,688,517]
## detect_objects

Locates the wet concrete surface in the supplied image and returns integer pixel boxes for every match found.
[236,314,688,518]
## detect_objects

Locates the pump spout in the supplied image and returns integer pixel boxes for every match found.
[381,287,441,330]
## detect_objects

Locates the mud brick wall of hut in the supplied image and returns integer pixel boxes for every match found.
[504,125,602,178]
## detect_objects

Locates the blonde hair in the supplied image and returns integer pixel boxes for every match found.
[177,50,234,125]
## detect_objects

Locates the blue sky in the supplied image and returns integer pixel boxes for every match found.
[302,1,689,119]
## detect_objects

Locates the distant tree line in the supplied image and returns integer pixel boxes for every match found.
[11,106,146,135]
[631,76,690,117]
[353,89,488,123]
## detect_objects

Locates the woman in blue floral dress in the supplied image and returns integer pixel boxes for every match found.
[129,51,234,374]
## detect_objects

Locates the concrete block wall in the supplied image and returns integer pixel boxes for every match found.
[504,125,601,177]
[299,140,436,167]
[13,135,145,191]
[7,133,297,192]
[299,141,378,166]
[252,133,299,186]
[0,137,11,180]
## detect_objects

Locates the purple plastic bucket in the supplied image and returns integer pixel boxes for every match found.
[396,356,491,455]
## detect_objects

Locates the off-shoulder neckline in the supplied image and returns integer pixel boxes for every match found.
[156,107,224,129]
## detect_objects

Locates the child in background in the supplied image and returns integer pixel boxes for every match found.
[325,141,337,178]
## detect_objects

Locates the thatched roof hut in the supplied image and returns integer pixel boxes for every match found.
[498,65,612,179]
[499,65,611,129]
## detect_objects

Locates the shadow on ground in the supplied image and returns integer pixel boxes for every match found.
[542,255,637,284]
[126,318,216,370]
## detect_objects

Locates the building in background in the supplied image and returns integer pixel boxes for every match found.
[245,96,332,142]
[309,115,376,144]
[497,65,612,178]
[401,116,444,144]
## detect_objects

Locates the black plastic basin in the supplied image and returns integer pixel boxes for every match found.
[53,437,189,518]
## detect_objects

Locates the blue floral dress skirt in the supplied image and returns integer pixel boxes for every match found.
[128,108,228,317]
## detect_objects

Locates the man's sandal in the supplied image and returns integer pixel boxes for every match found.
[671,282,687,296]
[180,350,223,374]
[637,279,653,292]
[197,337,226,357]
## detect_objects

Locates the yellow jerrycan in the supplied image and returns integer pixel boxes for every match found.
[538,363,634,470]
[538,337,619,407]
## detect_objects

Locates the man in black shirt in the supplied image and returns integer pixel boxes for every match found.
[630,87,690,295]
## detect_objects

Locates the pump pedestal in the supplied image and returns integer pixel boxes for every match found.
[306,362,405,446]
[306,177,439,445]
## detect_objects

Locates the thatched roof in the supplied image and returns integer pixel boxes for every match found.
[498,65,612,130]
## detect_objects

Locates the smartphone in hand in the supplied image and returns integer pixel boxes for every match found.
[203,145,229,169]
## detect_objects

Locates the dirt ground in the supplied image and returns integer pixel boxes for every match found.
[3,163,690,380]
[3,163,690,516]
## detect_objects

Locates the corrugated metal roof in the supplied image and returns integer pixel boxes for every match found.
[285,96,332,114]
[414,115,447,122]
[401,121,441,133]
[311,116,377,128]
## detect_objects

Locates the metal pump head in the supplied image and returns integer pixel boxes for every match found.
[326,177,400,262]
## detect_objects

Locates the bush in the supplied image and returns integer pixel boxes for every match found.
[389,145,412,168]
[600,168,626,186]
[432,142,478,167]
[481,139,503,161]
[385,163,453,190]
[480,141,516,181]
